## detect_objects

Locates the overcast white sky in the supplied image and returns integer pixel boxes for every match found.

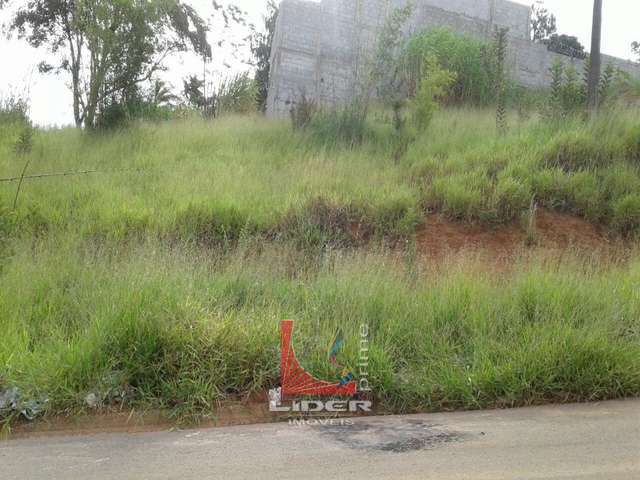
[1,0,638,126]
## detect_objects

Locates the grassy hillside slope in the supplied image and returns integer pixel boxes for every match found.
[1,108,639,425]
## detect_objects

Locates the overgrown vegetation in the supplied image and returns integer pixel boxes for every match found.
[404,28,500,106]
[8,0,212,129]
[531,2,586,59]
[2,109,640,241]
[2,2,640,429]
[251,0,278,112]
[1,240,639,422]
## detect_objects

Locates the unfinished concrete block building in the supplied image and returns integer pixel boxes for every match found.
[266,0,640,116]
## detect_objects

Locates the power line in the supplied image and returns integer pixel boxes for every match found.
[0,168,147,183]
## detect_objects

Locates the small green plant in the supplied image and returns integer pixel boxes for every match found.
[403,28,503,106]
[410,53,456,132]
[612,194,640,237]
[493,176,531,223]
[549,59,564,117]
[598,63,618,107]
[493,27,509,136]
[14,124,34,155]
[307,101,370,147]
[547,60,586,118]
[214,73,259,116]
[561,65,586,113]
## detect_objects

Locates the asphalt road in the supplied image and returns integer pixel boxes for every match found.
[1,400,639,480]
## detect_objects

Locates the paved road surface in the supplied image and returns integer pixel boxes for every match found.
[1,400,639,479]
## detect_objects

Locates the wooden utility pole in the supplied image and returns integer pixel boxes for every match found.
[587,0,603,113]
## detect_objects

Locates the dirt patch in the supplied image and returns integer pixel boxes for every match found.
[417,209,614,262]
[5,400,280,440]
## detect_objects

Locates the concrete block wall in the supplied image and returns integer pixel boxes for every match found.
[267,0,640,116]
[509,37,640,88]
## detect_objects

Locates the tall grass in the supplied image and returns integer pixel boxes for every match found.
[1,109,640,241]
[1,237,639,420]
[2,107,640,424]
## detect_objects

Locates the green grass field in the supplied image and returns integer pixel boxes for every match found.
[1,108,640,425]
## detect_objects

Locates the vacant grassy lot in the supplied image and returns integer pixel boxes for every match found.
[1,108,639,424]
[2,108,640,242]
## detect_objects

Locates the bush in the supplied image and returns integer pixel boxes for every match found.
[492,177,531,223]
[428,171,490,221]
[410,53,456,131]
[529,168,571,211]
[612,194,640,236]
[173,204,250,246]
[0,94,32,153]
[544,34,587,59]
[97,97,174,130]
[306,101,369,147]
[214,73,258,116]
[623,125,640,163]
[403,28,499,106]
[567,171,606,221]
[601,165,640,201]
[0,92,29,121]
[543,130,616,172]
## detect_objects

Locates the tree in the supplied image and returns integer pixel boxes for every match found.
[632,41,640,62]
[150,79,178,107]
[531,2,557,42]
[250,0,278,112]
[544,34,587,59]
[8,0,211,128]
[587,0,603,113]
[183,75,207,110]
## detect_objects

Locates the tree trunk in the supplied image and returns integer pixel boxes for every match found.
[587,0,603,113]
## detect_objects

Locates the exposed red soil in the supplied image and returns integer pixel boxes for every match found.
[7,399,279,440]
[6,393,377,440]
[417,209,614,262]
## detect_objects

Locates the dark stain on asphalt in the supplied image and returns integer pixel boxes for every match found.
[318,419,465,453]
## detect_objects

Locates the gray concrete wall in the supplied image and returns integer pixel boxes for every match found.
[266,0,640,116]
[510,36,640,89]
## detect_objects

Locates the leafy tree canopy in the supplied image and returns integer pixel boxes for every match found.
[531,2,557,43]
[6,0,211,128]
[545,34,587,59]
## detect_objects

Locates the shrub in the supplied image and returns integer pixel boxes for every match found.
[173,204,249,246]
[410,53,456,132]
[529,168,571,210]
[567,171,606,221]
[97,95,174,130]
[544,34,587,59]
[307,101,369,147]
[0,94,30,126]
[492,177,531,223]
[623,125,640,163]
[278,198,363,249]
[601,165,640,201]
[0,94,32,153]
[214,73,259,116]
[429,172,489,221]
[612,194,640,236]
[543,130,615,172]
[403,28,500,106]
